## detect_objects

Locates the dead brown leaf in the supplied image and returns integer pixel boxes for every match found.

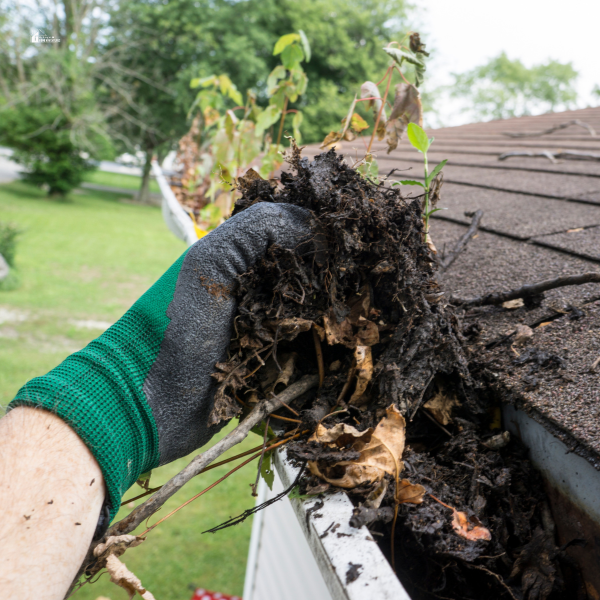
[356,319,379,346]
[385,84,423,153]
[273,352,297,392]
[349,345,373,406]
[275,317,314,340]
[503,299,524,309]
[237,167,263,190]
[360,81,387,127]
[308,405,406,488]
[323,310,355,348]
[451,509,492,542]
[424,388,460,425]
[514,324,533,345]
[320,131,343,149]
[105,554,156,600]
[397,479,426,504]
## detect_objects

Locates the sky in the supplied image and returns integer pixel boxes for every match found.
[415,0,600,126]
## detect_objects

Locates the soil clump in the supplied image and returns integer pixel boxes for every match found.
[212,146,576,599]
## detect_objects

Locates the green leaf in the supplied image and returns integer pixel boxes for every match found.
[293,70,308,96]
[407,122,430,153]
[267,65,287,95]
[426,207,448,216]
[273,33,300,56]
[298,30,311,62]
[255,104,282,137]
[292,110,303,143]
[190,75,217,89]
[399,179,425,187]
[281,43,304,69]
[260,452,274,491]
[288,485,317,500]
[426,159,447,185]
[383,47,425,69]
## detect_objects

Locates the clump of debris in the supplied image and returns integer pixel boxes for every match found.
[212,145,579,599]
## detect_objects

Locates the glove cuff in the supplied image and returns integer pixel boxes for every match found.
[9,248,190,520]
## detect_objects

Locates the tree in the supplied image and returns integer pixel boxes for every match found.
[0,0,116,197]
[450,52,578,121]
[106,0,412,201]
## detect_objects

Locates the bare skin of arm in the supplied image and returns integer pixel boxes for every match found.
[0,406,105,600]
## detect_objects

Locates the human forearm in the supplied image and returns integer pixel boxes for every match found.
[0,407,105,600]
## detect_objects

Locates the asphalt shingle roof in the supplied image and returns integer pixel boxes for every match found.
[304,106,600,467]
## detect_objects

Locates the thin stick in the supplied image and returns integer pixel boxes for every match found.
[276,97,289,148]
[139,433,301,537]
[420,408,452,436]
[270,413,302,424]
[367,68,392,155]
[251,417,270,497]
[336,360,356,406]
[140,452,261,536]
[437,210,483,274]
[450,273,600,308]
[106,375,318,538]
[312,327,325,389]
[277,398,300,417]
[120,441,282,506]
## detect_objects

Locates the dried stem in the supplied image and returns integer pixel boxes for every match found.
[366,68,392,155]
[107,375,317,538]
[312,326,325,388]
[437,210,483,275]
[450,273,600,308]
[251,417,270,497]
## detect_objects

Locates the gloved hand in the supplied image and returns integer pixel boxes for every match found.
[9,202,313,519]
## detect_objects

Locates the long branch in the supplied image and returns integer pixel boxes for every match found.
[437,210,483,274]
[107,374,318,537]
[450,273,600,308]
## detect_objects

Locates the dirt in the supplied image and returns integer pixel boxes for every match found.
[213,146,586,599]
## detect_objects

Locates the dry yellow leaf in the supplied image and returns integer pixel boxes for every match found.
[308,405,406,488]
[424,389,460,426]
[105,554,156,600]
[349,345,373,406]
[502,299,524,309]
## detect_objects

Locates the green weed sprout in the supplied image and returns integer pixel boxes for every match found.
[396,122,447,241]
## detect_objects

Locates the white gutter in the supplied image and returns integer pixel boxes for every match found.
[272,449,411,600]
[152,159,198,247]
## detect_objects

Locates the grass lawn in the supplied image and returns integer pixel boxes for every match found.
[0,180,256,599]
[82,169,161,194]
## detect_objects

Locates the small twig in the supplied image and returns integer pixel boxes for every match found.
[451,273,600,308]
[463,564,519,600]
[278,399,300,417]
[498,149,600,163]
[270,413,302,424]
[203,462,308,534]
[366,67,392,155]
[103,375,318,541]
[336,360,357,406]
[141,451,262,536]
[409,373,435,421]
[251,417,270,497]
[502,119,596,138]
[312,326,325,389]
[420,408,452,436]
[437,210,483,275]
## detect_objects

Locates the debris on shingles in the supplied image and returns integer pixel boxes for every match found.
[212,145,570,600]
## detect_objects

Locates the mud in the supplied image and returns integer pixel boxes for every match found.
[215,147,582,599]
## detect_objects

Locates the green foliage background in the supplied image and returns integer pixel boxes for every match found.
[451,52,578,120]
[111,0,411,146]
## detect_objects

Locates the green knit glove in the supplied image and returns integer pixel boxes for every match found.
[9,203,312,520]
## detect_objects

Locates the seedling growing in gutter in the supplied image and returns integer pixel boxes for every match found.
[394,122,447,247]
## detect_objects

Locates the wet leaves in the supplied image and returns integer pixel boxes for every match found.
[307,406,406,488]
